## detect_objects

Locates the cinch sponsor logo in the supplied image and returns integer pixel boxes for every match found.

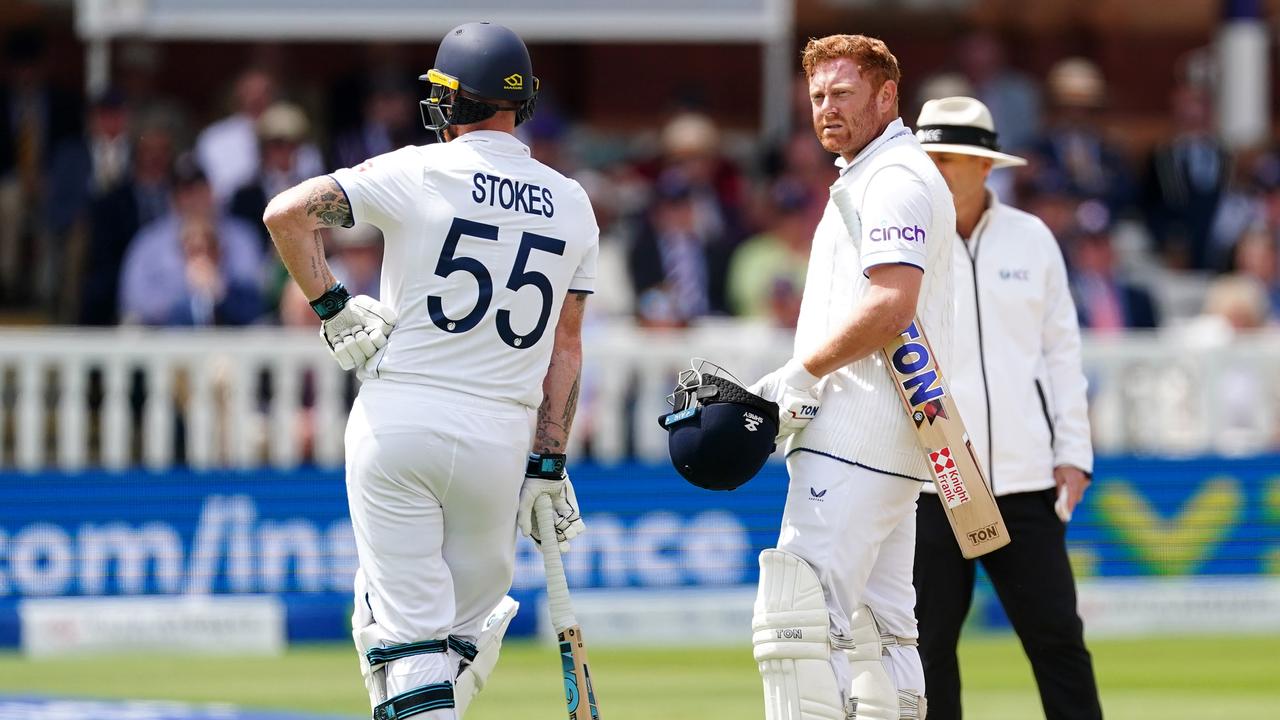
[891,321,945,408]
[967,523,1000,545]
[869,225,926,243]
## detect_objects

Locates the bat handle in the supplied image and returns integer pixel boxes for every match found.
[535,494,577,631]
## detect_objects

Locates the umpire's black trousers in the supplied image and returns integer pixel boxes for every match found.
[914,488,1102,720]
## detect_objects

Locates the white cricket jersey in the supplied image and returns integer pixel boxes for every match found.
[790,118,956,481]
[331,130,599,409]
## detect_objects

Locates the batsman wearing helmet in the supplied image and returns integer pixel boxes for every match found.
[747,36,955,719]
[263,22,598,720]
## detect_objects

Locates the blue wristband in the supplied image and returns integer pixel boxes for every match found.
[310,282,350,320]
[526,453,567,479]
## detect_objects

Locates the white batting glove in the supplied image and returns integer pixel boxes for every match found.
[749,358,821,440]
[518,454,584,553]
[317,293,398,371]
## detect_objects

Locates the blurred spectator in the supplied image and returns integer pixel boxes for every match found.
[1068,202,1159,331]
[1193,275,1276,453]
[327,223,383,299]
[44,89,132,320]
[229,102,314,249]
[773,131,836,225]
[1228,228,1280,321]
[1030,58,1133,217]
[333,73,424,169]
[628,169,733,326]
[727,179,811,326]
[195,68,323,203]
[119,156,263,326]
[574,168,633,318]
[955,32,1041,153]
[639,112,746,244]
[79,112,177,325]
[522,103,575,174]
[1141,84,1230,270]
[0,27,81,305]
[1203,274,1269,331]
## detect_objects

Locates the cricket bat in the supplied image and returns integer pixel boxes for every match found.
[534,494,601,720]
[881,319,1010,558]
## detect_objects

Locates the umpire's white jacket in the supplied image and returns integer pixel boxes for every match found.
[924,191,1093,498]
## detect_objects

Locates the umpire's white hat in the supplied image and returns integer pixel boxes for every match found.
[915,96,1027,168]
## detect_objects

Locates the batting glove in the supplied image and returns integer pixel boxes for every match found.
[749,358,821,440]
[311,283,398,372]
[518,453,585,553]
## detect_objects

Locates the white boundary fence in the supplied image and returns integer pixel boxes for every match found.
[3,324,1280,470]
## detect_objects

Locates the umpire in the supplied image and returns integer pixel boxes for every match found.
[913,97,1103,720]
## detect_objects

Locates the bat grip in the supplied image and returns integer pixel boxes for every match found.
[535,494,577,632]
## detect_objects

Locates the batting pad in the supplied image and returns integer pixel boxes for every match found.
[753,549,848,720]
[454,595,519,718]
[847,605,924,719]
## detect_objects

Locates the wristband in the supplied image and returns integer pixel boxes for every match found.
[526,453,567,479]
[310,282,351,320]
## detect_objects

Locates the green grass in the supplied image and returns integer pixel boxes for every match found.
[1,634,1278,719]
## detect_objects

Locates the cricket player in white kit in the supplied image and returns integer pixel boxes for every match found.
[263,22,598,720]
[749,35,955,720]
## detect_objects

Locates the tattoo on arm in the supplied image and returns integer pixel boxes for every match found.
[562,373,580,432]
[310,230,334,287]
[535,393,567,451]
[304,179,353,228]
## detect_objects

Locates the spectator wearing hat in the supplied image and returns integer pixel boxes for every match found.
[195,68,323,203]
[1068,203,1160,332]
[628,169,733,326]
[913,96,1103,720]
[1141,83,1231,271]
[726,179,812,326]
[119,155,263,326]
[229,102,316,250]
[1030,58,1133,217]
[640,112,747,246]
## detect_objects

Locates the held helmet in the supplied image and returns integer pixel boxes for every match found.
[420,21,539,141]
[659,359,781,491]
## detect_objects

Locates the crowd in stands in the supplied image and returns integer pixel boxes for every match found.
[4,27,1280,340]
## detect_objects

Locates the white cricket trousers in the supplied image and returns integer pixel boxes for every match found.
[778,451,926,698]
[345,379,534,713]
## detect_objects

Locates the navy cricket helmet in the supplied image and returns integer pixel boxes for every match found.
[659,360,780,491]
[420,21,539,140]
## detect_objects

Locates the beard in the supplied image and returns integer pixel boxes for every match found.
[815,96,881,157]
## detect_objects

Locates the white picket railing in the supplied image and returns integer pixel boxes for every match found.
[3,323,1280,470]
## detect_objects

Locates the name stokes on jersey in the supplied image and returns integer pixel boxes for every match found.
[472,172,555,217]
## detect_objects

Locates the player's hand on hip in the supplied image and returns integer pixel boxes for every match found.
[518,454,584,553]
[320,294,398,371]
[749,358,821,440]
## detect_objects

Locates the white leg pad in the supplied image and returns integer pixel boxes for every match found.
[453,595,519,718]
[352,568,390,712]
[753,549,848,720]
[846,605,925,719]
